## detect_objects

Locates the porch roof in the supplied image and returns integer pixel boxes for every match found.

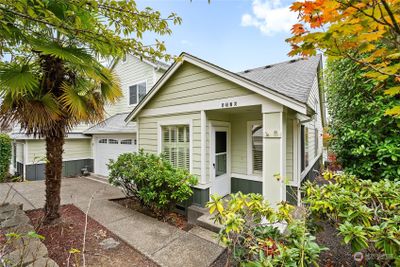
[84,113,136,135]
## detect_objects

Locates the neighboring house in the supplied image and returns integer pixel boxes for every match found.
[10,55,168,180]
[126,53,326,206]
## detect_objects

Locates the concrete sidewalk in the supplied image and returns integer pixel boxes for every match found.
[0,178,225,267]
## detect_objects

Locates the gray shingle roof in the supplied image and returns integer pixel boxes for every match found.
[84,113,136,134]
[237,55,321,103]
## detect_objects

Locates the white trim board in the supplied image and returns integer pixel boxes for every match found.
[231,173,262,182]
[125,52,308,122]
[138,94,279,118]
[300,151,322,181]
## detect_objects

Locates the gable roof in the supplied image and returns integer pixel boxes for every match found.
[125,53,321,122]
[237,55,321,103]
[84,113,136,134]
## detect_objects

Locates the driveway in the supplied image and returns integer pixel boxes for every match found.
[0,177,225,267]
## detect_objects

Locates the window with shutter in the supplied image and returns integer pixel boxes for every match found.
[248,122,263,175]
[129,82,146,105]
[162,125,190,170]
[314,128,318,157]
[301,126,309,170]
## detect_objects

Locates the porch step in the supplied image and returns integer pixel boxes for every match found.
[187,204,223,233]
[196,213,223,233]
[188,225,222,245]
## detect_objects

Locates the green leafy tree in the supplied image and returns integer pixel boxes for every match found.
[0,133,12,181]
[326,58,400,180]
[0,0,181,223]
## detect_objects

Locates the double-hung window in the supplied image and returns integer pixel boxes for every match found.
[129,82,146,105]
[162,125,190,170]
[248,121,263,175]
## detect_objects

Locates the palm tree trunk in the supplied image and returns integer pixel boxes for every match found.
[43,125,65,224]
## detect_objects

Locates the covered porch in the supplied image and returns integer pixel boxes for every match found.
[193,102,301,207]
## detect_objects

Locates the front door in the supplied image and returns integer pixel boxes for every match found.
[211,126,230,197]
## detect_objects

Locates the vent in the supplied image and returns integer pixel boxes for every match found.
[289,59,298,63]
[264,65,272,69]
[244,70,251,73]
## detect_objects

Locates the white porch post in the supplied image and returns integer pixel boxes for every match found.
[262,106,285,207]
[200,110,207,184]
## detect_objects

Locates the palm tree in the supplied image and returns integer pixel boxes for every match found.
[0,42,121,223]
[0,0,180,224]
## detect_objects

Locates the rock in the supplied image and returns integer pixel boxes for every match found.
[1,213,30,228]
[4,223,35,235]
[0,203,23,213]
[3,240,48,266]
[26,257,59,267]
[0,208,25,222]
[99,237,120,249]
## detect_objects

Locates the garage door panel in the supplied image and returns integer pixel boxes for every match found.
[94,135,137,176]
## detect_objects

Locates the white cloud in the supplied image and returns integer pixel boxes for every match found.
[241,0,297,36]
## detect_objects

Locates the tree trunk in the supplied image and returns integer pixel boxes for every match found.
[43,125,65,224]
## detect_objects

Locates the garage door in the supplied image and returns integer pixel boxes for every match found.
[94,135,137,176]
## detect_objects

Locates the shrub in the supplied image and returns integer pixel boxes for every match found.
[325,59,400,180]
[207,192,326,266]
[108,150,198,216]
[304,172,400,266]
[0,133,12,182]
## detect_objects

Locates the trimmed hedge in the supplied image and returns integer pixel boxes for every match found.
[0,133,12,182]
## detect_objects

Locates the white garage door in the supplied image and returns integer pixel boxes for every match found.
[94,135,137,176]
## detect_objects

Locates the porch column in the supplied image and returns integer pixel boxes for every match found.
[262,109,285,207]
[200,110,207,184]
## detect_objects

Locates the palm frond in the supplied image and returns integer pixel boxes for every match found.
[59,81,89,121]
[31,39,93,66]
[0,64,39,97]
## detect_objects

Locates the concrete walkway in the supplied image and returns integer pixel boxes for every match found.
[0,178,225,267]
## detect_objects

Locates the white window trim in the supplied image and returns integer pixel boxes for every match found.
[247,120,263,178]
[128,80,148,107]
[157,119,193,173]
[287,119,299,187]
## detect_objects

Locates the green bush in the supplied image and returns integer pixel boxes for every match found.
[304,172,400,265]
[108,149,198,216]
[207,193,326,266]
[325,59,400,180]
[0,133,12,182]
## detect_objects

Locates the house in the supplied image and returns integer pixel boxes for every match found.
[126,53,326,206]
[10,55,169,180]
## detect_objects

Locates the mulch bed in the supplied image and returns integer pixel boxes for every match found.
[112,197,193,231]
[26,204,157,267]
[312,174,354,267]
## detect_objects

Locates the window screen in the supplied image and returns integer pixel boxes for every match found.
[162,125,190,170]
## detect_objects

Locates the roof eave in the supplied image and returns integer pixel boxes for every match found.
[125,53,309,122]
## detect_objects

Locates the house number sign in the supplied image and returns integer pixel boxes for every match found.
[220,101,238,108]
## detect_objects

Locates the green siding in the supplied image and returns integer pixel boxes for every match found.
[145,62,252,110]
[231,177,262,194]
[189,187,210,207]
[27,139,92,163]
[26,159,94,181]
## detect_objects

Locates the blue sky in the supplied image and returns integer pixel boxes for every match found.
[137,0,299,72]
